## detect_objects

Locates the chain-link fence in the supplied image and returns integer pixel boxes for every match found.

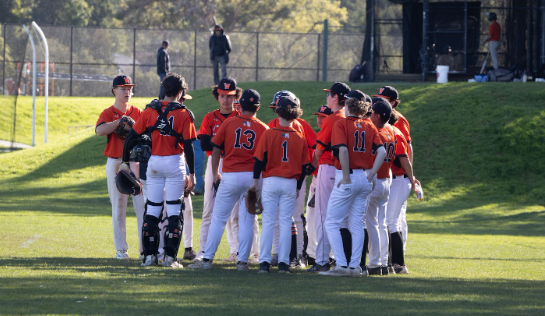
[1,24,366,98]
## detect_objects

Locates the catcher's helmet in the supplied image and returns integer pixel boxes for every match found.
[488,12,497,21]
[269,90,299,108]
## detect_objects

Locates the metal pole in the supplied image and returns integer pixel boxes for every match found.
[69,26,73,96]
[194,30,197,90]
[31,22,49,144]
[370,0,375,82]
[322,19,328,82]
[463,0,468,74]
[534,0,539,75]
[2,24,5,95]
[132,28,136,92]
[421,0,429,82]
[317,33,321,81]
[22,25,36,147]
[255,32,259,81]
[542,0,545,67]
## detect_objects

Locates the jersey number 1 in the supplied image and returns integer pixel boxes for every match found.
[281,140,289,162]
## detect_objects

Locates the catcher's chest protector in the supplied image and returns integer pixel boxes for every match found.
[146,101,195,148]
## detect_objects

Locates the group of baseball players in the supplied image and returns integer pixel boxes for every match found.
[96,72,420,276]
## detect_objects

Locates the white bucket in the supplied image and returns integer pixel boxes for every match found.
[436,65,449,83]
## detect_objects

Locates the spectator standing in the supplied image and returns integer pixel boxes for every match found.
[209,25,232,85]
[157,40,171,99]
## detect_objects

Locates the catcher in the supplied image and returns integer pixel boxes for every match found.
[95,75,145,260]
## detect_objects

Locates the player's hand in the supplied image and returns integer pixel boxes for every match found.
[214,173,222,184]
[337,177,352,188]
[366,171,375,183]
[187,173,196,191]
[118,162,130,173]
[411,178,421,191]
[249,179,259,192]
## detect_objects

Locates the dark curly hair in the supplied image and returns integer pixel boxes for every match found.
[162,72,189,99]
[275,107,302,121]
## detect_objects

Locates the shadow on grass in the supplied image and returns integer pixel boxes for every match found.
[1,257,544,316]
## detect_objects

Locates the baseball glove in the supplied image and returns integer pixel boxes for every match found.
[245,189,263,215]
[115,116,135,140]
[115,169,142,196]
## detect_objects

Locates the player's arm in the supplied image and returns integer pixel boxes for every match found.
[336,146,351,187]
[399,156,418,190]
[211,146,222,183]
[367,146,386,183]
[95,119,121,136]
[312,146,324,166]
[183,139,196,191]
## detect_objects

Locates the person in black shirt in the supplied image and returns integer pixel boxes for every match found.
[209,25,232,85]
[157,40,170,99]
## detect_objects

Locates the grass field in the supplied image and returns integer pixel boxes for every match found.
[1,81,545,315]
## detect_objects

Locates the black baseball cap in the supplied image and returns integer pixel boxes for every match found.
[313,105,334,116]
[372,97,393,120]
[218,77,237,95]
[276,96,299,109]
[112,75,135,87]
[346,89,366,101]
[240,89,261,107]
[323,82,350,98]
[373,86,399,100]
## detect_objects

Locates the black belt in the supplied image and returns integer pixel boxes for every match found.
[393,174,408,179]
[348,168,366,174]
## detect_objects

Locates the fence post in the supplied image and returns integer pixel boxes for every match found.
[194,29,197,90]
[370,0,375,82]
[317,33,321,81]
[132,28,136,92]
[542,0,545,68]
[421,0,429,82]
[322,19,328,82]
[255,32,259,81]
[69,26,73,96]
[2,24,5,95]
[463,0,467,74]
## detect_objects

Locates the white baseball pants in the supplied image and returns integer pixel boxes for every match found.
[203,172,257,263]
[199,156,223,253]
[146,154,186,218]
[387,176,411,234]
[106,158,145,253]
[365,177,391,268]
[305,175,317,259]
[315,164,336,265]
[260,177,297,265]
[325,169,372,268]
[227,201,260,257]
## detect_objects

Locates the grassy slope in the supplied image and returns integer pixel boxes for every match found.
[1,82,544,315]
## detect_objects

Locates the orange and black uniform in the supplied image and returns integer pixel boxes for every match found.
[391,125,410,177]
[316,109,345,165]
[393,111,411,144]
[199,109,239,155]
[375,124,396,179]
[96,105,142,158]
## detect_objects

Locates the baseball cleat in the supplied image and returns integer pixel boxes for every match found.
[249,253,259,264]
[270,253,279,267]
[222,253,237,262]
[116,250,129,260]
[258,262,270,273]
[367,267,382,276]
[192,251,204,262]
[394,264,409,274]
[278,262,292,274]
[183,249,197,261]
[318,265,350,277]
[236,261,249,271]
[350,266,363,277]
[163,255,183,268]
[306,263,330,273]
[188,259,214,270]
[388,266,396,274]
[141,255,157,267]
[381,266,390,275]
[139,253,145,261]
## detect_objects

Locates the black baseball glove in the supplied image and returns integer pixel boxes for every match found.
[115,169,142,196]
[115,116,135,140]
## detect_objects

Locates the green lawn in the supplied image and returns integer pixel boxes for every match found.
[1,81,544,315]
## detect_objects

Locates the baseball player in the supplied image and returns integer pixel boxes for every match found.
[252,96,311,274]
[365,97,396,275]
[95,75,145,260]
[319,91,386,277]
[307,82,351,273]
[373,86,414,252]
[386,111,419,274]
[304,105,334,265]
[196,77,241,261]
[188,89,269,270]
[120,72,197,268]
[268,91,317,268]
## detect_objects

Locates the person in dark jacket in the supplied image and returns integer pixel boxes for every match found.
[157,40,170,99]
[209,25,232,85]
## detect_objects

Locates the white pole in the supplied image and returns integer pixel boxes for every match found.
[22,25,37,147]
[31,22,49,144]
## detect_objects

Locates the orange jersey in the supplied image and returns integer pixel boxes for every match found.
[375,124,396,179]
[316,108,345,165]
[254,126,310,179]
[132,101,197,156]
[199,109,239,156]
[269,117,316,160]
[96,105,142,158]
[212,115,269,173]
[394,110,411,143]
[489,21,501,41]
[391,125,410,176]
[331,116,383,170]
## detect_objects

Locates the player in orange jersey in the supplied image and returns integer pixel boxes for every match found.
[120,73,197,268]
[307,82,350,273]
[251,96,312,274]
[188,89,269,270]
[95,75,145,260]
[195,77,241,262]
[318,91,386,277]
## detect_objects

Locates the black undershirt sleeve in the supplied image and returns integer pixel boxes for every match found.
[122,129,140,162]
[297,165,306,190]
[198,134,214,152]
[253,152,268,179]
[183,139,195,174]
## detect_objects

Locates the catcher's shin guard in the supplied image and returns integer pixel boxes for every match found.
[361,229,369,267]
[390,232,404,266]
[301,214,309,260]
[290,221,297,262]
[340,228,352,264]
[142,214,160,257]
[163,215,183,258]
